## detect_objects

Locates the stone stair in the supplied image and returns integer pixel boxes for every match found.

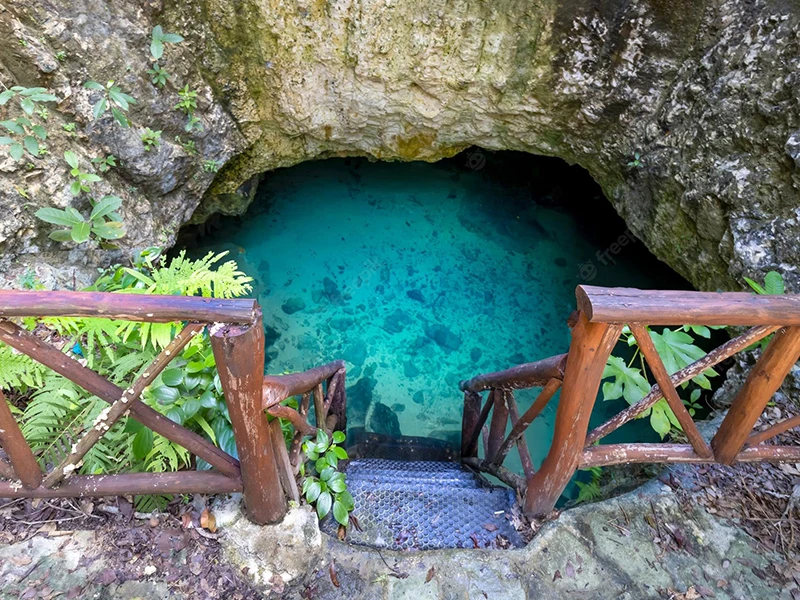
[322,456,523,550]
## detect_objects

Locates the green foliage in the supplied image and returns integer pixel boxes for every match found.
[0,250,253,507]
[744,271,786,350]
[17,268,43,291]
[627,151,642,168]
[140,127,162,151]
[35,194,126,244]
[174,85,197,115]
[63,150,102,195]
[55,50,67,62]
[602,325,719,438]
[175,136,197,155]
[202,159,219,173]
[575,467,603,504]
[0,113,49,161]
[0,86,58,117]
[147,63,169,88]
[92,154,116,173]
[62,122,77,135]
[84,80,137,128]
[300,430,354,526]
[149,26,184,61]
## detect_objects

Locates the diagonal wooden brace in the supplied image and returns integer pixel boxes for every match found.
[0,390,42,489]
[42,323,204,489]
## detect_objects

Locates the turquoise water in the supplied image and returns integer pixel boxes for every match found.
[184,151,688,476]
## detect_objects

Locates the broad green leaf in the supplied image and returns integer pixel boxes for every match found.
[9,142,23,161]
[90,196,122,221]
[0,136,13,145]
[199,390,217,408]
[31,125,46,140]
[743,276,765,295]
[93,97,107,119]
[650,328,717,386]
[325,451,338,468]
[64,207,85,223]
[150,39,164,59]
[81,173,102,183]
[183,372,202,391]
[92,221,126,240]
[315,457,327,473]
[186,360,206,374]
[320,466,335,481]
[161,367,184,387]
[111,106,129,128]
[83,80,105,90]
[20,98,34,115]
[48,229,73,242]
[338,489,355,511]
[63,150,79,169]
[0,120,24,134]
[332,430,346,444]
[316,491,332,519]
[331,446,348,460]
[35,207,79,226]
[161,33,184,44]
[69,180,82,195]
[0,90,13,105]
[23,135,38,156]
[132,427,154,459]
[167,407,183,425]
[765,271,785,295]
[153,384,180,404]
[29,93,58,103]
[70,221,91,243]
[602,355,650,406]
[182,396,200,420]
[306,479,321,502]
[329,477,346,493]
[332,500,349,526]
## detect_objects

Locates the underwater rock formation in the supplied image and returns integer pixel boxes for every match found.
[1,0,799,293]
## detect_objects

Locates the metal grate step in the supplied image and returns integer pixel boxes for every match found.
[322,459,523,550]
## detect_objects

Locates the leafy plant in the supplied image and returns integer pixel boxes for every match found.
[202,159,219,173]
[185,114,203,133]
[300,430,354,526]
[35,107,49,121]
[84,80,137,128]
[744,271,786,350]
[575,467,603,504]
[147,63,170,88]
[602,325,719,438]
[62,122,77,134]
[149,25,184,61]
[175,136,197,155]
[1,250,252,508]
[92,154,116,173]
[140,127,162,151]
[55,50,67,62]
[174,85,197,115]
[0,86,58,116]
[0,116,47,160]
[63,150,101,195]
[627,151,642,168]
[35,194,126,244]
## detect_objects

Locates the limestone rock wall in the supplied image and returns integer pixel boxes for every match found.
[1,0,799,293]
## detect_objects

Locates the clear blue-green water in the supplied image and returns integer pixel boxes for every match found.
[184,151,688,480]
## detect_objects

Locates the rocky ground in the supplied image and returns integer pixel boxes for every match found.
[2,447,799,600]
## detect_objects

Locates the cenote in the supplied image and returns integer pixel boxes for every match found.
[181,150,690,492]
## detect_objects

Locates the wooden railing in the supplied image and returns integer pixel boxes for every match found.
[0,290,345,525]
[462,285,800,519]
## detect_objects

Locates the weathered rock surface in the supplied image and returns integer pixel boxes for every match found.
[1,0,800,293]
[218,478,793,599]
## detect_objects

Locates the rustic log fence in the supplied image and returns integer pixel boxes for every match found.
[0,290,345,525]
[461,285,800,519]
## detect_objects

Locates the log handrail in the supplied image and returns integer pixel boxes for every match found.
[462,286,800,520]
[0,290,258,323]
[578,285,800,326]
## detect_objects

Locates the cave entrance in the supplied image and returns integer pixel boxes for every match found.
[180,149,689,482]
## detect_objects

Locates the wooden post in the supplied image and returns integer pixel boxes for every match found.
[461,390,482,458]
[211,309,287,524]
[525,312,621,518]
[0,390,42,489]
[712,326,800,464]
[486,389,509,462]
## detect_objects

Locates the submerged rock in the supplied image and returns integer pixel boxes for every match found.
[425,323,462,353]
[383,309,412,334]
[342,339,367,366]
[406,289,424,303]
[412,390,425,405]
[346,376,376,427]
[368,402,401,437]
[281,297,306,315]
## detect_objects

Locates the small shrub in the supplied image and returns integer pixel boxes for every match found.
[202,159,219,173]
[140,127,162,151]
[175,85,197,115]
[63,150,101,195]
[300,430,354,526]
[147,63,169,88]
[35,194,126,244]
[149,25,184,61]
[84,80,137,128]
[92,154,116,172]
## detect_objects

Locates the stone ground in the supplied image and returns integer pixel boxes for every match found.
[1,464,798,600]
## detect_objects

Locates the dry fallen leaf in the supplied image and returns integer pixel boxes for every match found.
[200,508,217,533]
[425,566,435,583]
[482,523,498,532]
[10,556,32,566]
[329,560,340,588]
